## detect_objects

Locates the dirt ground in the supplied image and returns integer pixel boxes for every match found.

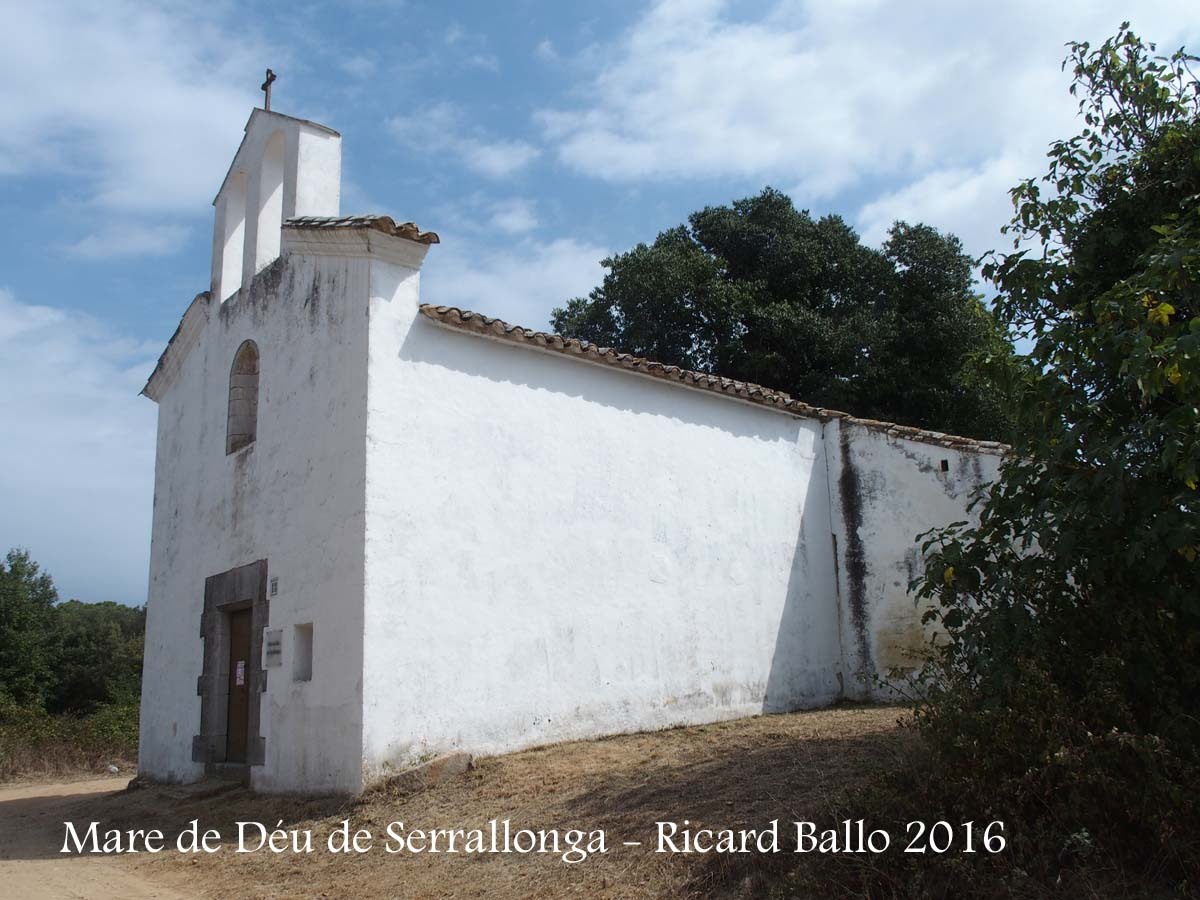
[0,705,905,899]
[0,777,187,899]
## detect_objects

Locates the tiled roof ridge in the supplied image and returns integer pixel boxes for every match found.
[284,215,440,245]
[418,304,1009,456]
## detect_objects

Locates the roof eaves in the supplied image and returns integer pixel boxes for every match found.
[417,303,1009,457]
[284,215,440,245]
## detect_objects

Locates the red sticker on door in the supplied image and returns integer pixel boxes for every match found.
[236,660,246,686]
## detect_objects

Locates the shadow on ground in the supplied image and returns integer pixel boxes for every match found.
[0,706,908,900]
[0,778,347,862]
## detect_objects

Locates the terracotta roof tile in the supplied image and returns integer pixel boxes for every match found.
[418,303,1008,456]
[284,215,440,245]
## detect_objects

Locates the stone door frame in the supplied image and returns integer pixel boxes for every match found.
[192,559,269,769]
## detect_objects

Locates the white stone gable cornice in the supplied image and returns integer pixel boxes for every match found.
[142,292,212,403]
[282,215,438,270]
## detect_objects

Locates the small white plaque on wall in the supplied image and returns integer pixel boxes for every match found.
[264,629,283,668]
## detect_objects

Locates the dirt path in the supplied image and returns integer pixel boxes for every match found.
[0,777,186,899]
[0,706,906,899]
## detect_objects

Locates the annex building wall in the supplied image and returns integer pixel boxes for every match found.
[356,285,1004,778]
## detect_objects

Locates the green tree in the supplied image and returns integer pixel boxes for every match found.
[912,24,1200,876]
[50,600,145,714]
[0,549,60,708]
[552,189,1015,439]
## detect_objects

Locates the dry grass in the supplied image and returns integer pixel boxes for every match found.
[0,744,137,783]
[0,703,139,783]
[58,705,908,899]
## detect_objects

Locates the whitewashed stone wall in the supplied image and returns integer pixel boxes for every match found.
[825,419,1003,697]
[140,243,1002,794]
[360,273,843,778]
[355,274,1003,778]
[139,252,369,794]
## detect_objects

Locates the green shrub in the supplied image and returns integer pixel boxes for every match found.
[777,26,1200,898]
[904,661,1196,888]
[0,697,138,781]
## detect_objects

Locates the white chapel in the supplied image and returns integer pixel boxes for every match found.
[138,106,1003,794]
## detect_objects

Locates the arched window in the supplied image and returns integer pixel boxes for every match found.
[226,341,260,455]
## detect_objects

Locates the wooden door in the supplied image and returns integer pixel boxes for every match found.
[226,608,252,763]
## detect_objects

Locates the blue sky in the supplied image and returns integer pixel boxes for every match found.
[1,0,1196,604]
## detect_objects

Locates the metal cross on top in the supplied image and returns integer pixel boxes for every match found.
[261,69,277,111]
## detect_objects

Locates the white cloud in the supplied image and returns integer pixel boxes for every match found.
[65,222,190,261]
[340,178,388,218]
[340,54,378,79]
[0,289,157,604]
[443,23,500,70]
[539,0,1198,248]
[388,102,540,179]
[421,235,608,329]
[462,140,542,179]
[854,155,1028,258]
[421,193,541,240]
[0,2,276,263]
[0,1,266,213]
[535,39,560,63]
[487,198,540,235]
[463,53,501,72]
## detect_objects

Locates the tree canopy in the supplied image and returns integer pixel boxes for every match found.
[552,190,1015,439]
[909,24,1200,881]
[0,549,59,708]
[52,600,145,711]
[0,548,144,714]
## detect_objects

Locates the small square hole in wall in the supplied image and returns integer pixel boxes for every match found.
[293,623,313,682]
[940,459,950,473]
